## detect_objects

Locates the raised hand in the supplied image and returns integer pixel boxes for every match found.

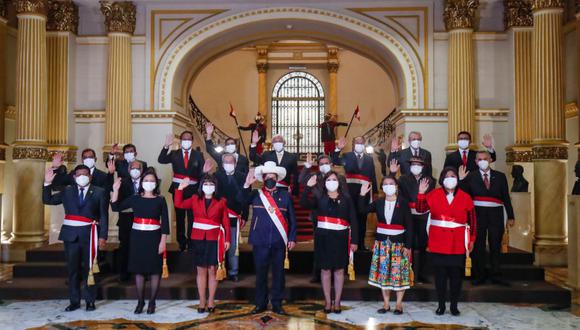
[390,136,400,152]
[202,159,214,173]
[51,152,63,168]
[178,177,190,191]
[459,165,469,180]
[306,175,317,187]
[482,134,494,150]
[359,181,371,196]
[112,177,122,191]
[337,137,346,150]
[44,167,56,184]
[251,130,260,145]
[107,158,116,174]
[389,159,400,174]
[418,178,430,194]
[245,168,256,187]
[205,122,214,139]
[164,134,174,148]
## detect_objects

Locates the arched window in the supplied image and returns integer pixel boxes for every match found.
[271,72,325,154]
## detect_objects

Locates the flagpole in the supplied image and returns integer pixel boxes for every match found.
[344,109,357,138]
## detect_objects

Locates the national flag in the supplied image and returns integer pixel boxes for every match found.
[229,103,236,118]
[354,105,361,121]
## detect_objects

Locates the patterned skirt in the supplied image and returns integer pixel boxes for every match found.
[368,240,413,291]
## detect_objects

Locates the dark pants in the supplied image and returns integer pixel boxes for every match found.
[253,243,286,308]
[350,192,369,249]
[473,206,504,280]
[117,213,133,279]
[434,265,463,308]
[64,239,97,304]
[412,215,429,276]
[172,190,194,248]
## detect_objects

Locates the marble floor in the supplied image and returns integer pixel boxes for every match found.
[0,299,577,330]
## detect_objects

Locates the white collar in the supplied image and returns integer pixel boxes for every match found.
[78,184,90,191]
[355,151,364,157]
[480,168,491,176]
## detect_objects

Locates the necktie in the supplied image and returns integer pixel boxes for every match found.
[462,151,467,166]
[78,188,85,205]
[184,150,189,169]
[484,173,490,190]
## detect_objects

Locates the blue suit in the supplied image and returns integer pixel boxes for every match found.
[238,187,297,308]
[43,183,109,305]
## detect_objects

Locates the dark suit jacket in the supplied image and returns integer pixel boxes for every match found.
[398,173,436,203]
[114,177,141,220]
[52,166,113,192]
[359,196,413,246]
[215,169,249,224]
[205,139,249,174]
[459,169,515,220]
[157,147,204,194]
[112,159,148,179]
[298,166,350,199]
[43,184,109,242]
[249,147,299,194]
[331,151,378,194]
[444,149,497,172]
[387,147,433,177]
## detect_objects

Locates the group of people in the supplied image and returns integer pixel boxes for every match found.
[42,118,514,318]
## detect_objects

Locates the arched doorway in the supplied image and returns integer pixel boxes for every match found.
[271,71,325,154]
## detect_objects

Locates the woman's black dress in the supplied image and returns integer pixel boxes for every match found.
[112,195,170,274]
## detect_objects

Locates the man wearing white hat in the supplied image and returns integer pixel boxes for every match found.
[238,161,297,315]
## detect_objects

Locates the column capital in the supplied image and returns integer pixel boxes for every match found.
[444,0,479,31]
[256,62,268,73]
[47,0,78,34]
[15,0,48,16]
[504,0,533,29]
[327,46,339,73]
[531,0,565,11]
[99,1,136,34]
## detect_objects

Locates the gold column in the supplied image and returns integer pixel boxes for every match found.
[531,0,568,266]
[256,45,269,140]
[327,47,339,117]
[576,2,580,153]
[100,1,135,153]
[11,0,49,249]
[0,5,8,195]
[444,0,479,147]
[46,0,78,162]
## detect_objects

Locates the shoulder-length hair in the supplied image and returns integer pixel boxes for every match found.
[438,166,459,187]
[322,170,344,195]
[197,174,219,200]
[139,167,161,196]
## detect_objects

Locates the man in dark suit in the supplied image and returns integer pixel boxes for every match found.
[387,131,433,176]
[444,131,497,172]
[239,113,267,156]
[397,156,436,283]
[158,131,210,251]
[215,153,248,282]
[51,148,114,192]
[205,122,249,174]
[106,143,148,179]
[459,151,515,286]
[249,131,299,196]
[114,160,144,282]
[238,163,297,315]
[331,136,378,250]
[43,165,109,312]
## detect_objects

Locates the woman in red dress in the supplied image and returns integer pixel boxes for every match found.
[175,174,231,313]
[416,166,476,316]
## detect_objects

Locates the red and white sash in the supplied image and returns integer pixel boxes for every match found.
[228,208,242,256]
[258,188,289,245]
[427,215,470,251]
[192,217,226,264]
[317,216,353,266]
[64,214,98,279]
[473,196,508,226]
[345,173,370,186]
[132,217,161,231]
[172,173,199,185]
[408,202,429,216]
[376,223,406,236]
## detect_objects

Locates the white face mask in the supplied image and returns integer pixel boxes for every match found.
[325,180,339,192]
[225,144,236,154]
[129,168,141,179]
[181,140,192,150]
[273,142,284,152]
[202,184,215,195]
[478,160,489,171]
[354,144,365,154]
[382,184,397,196]
[410,140,421,149]
[75,175,90,187]
[410,165,423,176]
[142,181,156,192]
[457,139,470,150]
[443,177,458,190]
[223,163,235,173]
[124,152,135,162]
[82,158,95,169]
[319,164,332,174]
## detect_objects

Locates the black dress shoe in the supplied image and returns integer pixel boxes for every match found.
[272,306,287,315]
[86,302,96,311]
[491,278,510,287]
[323,307,332,314]
[393,309,403,315]
[251,306,266,314]
[207,306,216,313]
[146,301,156,314]
[179,243,187,252]
[228,275,239,282]
[134,300,145,314]
[450,306,460,316]
[435,306,446,315]
[377,307,390,314]
[65,303,80,312]
[197,307,206,314]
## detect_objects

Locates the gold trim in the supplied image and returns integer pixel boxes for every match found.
[532,145,568,160]
[506,146,534,162]
[15,0,47,16]
[100,1,136,34]
[504,0,533,29]
[5,105,16,120]
[444,0,479,31]
[531,0,565,11]
[159,18,191,48]
[12,146,48,160]
[385,15,421,44]
[565,102,578,118]
[47,0,78,34]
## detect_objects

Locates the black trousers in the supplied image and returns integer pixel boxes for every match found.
[117,213,133,279]
[64,239,97,304]
[434,265,463,307]
[172,191,194,248]
[473,206,504,280]
[253,243,286,308]
[351,192,370,249]
[412,215,429,276]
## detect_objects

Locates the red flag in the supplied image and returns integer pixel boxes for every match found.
[354,105,361,121]
[229,103,236,119]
